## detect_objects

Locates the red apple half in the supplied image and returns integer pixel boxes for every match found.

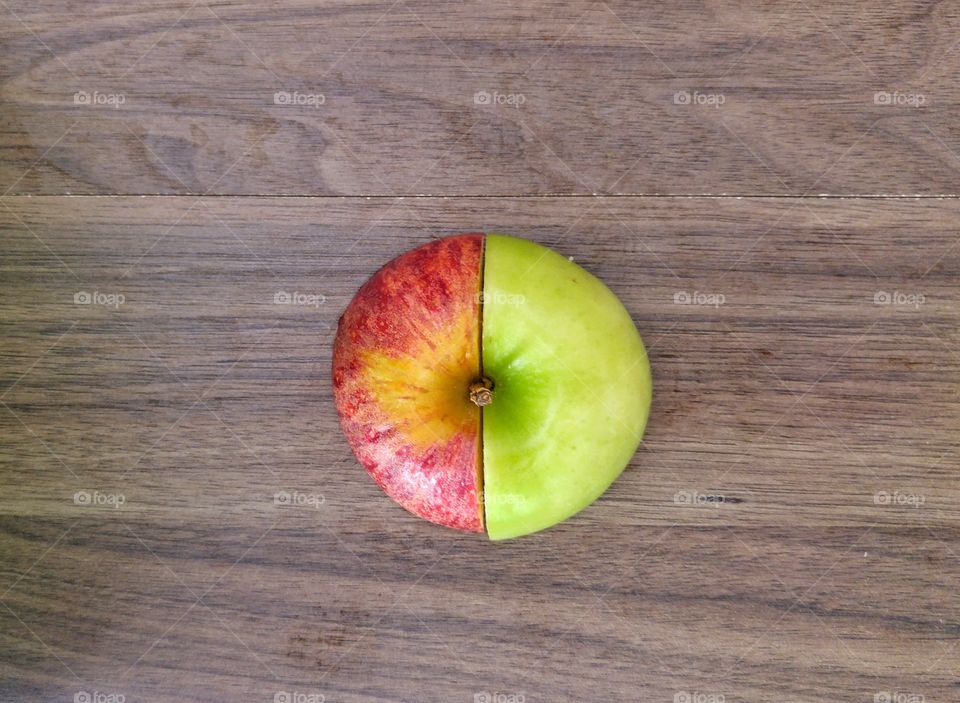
[333,234,484,532]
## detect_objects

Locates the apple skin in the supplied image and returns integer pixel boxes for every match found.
[332,234,484,532]
[481,234,652,540]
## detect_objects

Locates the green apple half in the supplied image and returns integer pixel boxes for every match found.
[482,234,652,539]
[333,234,652,539]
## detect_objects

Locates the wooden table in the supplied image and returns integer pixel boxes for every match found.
[2,3,959,702]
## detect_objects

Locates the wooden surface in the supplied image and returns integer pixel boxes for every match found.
[2,197,959,702]
[2,2,960,703]
[3,1,960,195]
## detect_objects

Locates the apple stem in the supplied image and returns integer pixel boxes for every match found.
[468,377,494,407]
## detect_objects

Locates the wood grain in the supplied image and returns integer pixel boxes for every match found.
[3,1,960,195]
[1,196,958,702]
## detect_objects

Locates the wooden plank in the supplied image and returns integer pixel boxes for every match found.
[3,1,960,195]
[1,195,958,702]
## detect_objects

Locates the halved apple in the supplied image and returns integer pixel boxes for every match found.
[481,234,652,539]
[332,234,484,532]
[332,233,652,539]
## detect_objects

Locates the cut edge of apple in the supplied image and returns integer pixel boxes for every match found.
[476,234,487,533]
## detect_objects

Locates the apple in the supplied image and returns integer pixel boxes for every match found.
[332,234,484,532]
[333,233,652,539]
[481,234,652,539]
